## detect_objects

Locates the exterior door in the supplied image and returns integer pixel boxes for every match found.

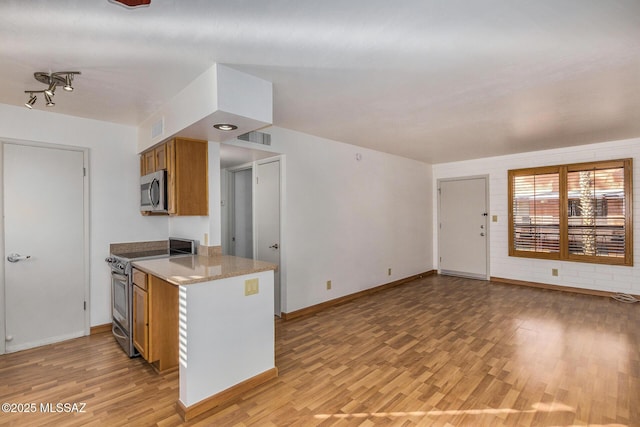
[255,159,281,316]
[3,142,87,353]
[439,177,488,279]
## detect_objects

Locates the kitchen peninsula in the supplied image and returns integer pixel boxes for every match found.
[132,253,277,420]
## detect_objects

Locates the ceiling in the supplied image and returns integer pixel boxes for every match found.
[1,0,639,164]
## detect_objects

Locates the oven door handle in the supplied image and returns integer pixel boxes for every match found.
[111,272,129,282]
[112,325,127,340]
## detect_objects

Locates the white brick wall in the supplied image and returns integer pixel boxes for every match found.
[433,137,640,295]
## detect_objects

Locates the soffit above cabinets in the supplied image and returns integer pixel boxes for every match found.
[138,64,272,152]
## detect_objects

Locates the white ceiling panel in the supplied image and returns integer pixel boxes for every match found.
[1,0,639,163]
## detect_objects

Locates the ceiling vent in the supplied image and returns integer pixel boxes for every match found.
[237,131,271,146]
[151,117,164,139]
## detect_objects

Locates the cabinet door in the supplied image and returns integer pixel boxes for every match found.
[155,144,167,171]
[132,284,149,360]
[142,150,155,175]
[148,275,179,372]
[172,138,208,216]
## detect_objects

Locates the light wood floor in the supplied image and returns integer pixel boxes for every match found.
[1,275,639,426]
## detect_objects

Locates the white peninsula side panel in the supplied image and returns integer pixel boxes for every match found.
[179,269,275,408]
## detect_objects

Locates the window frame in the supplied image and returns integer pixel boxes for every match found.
[508,158,633,266]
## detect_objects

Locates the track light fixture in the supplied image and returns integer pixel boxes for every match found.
[24,71,80,109]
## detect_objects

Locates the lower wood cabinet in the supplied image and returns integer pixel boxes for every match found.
[132,268,179,372]
[132,281,149,360]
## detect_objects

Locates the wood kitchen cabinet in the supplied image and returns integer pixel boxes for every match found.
[132,270,149,360]
[141,150,155,175]
[140,144,168,176]
[131,268,179,372]
[139,137,208,216]
[154,143,167,171]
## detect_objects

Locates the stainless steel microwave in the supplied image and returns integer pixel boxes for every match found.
[140,170,167,213]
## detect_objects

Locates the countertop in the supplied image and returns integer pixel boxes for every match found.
[132,254,277,285]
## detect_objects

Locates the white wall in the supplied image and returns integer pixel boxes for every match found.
[264,127,433,313]
[0,103,168,326]
[433,137,640,295]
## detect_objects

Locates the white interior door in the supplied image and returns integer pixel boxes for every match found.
[439,177,488,279]
[230,168,253,258]
[255,159,281,316]
[3,143,87,353]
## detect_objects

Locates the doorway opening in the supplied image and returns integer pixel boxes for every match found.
[220,143,284,316]
[227,167,253,259]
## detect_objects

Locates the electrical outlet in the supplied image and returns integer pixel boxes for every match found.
[388,268,392,276]
[326,280,332,290]
[552,268,558,277]
[244,278,259,296]
[492,215,498,222]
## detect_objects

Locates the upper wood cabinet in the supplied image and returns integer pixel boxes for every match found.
[142,150,155,175]
[140,137,208,216]
[140,144,169,175]
[154,143,167,171]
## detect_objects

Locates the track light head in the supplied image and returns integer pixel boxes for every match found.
[63,74,74,92]
[44,93,55,107]
[25,94,37,109]
[44,82,57,96]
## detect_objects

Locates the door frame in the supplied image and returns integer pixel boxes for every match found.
[437,175,490,280]
[0,139,90,355]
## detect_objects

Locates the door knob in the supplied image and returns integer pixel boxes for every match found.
[268,243,279,250]
[7,253,31,263]
[480,233,485,237]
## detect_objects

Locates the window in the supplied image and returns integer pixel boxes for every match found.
[509,159,633,266]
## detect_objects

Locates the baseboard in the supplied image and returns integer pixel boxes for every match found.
[490,276,638,299]
[176,367,278,421]
[90,323,112,335]
[281,270,436,321]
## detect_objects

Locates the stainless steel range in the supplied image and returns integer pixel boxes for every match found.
[105,238,196,357]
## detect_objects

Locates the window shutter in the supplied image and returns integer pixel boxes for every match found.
[567,165,626,260]
[512,172,560,254]
[509,159,632,266]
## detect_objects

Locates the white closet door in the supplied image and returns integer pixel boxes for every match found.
[4,143,86,352]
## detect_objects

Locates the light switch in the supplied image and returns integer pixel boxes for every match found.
[244,278,259,296]
[492,215,498,222]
